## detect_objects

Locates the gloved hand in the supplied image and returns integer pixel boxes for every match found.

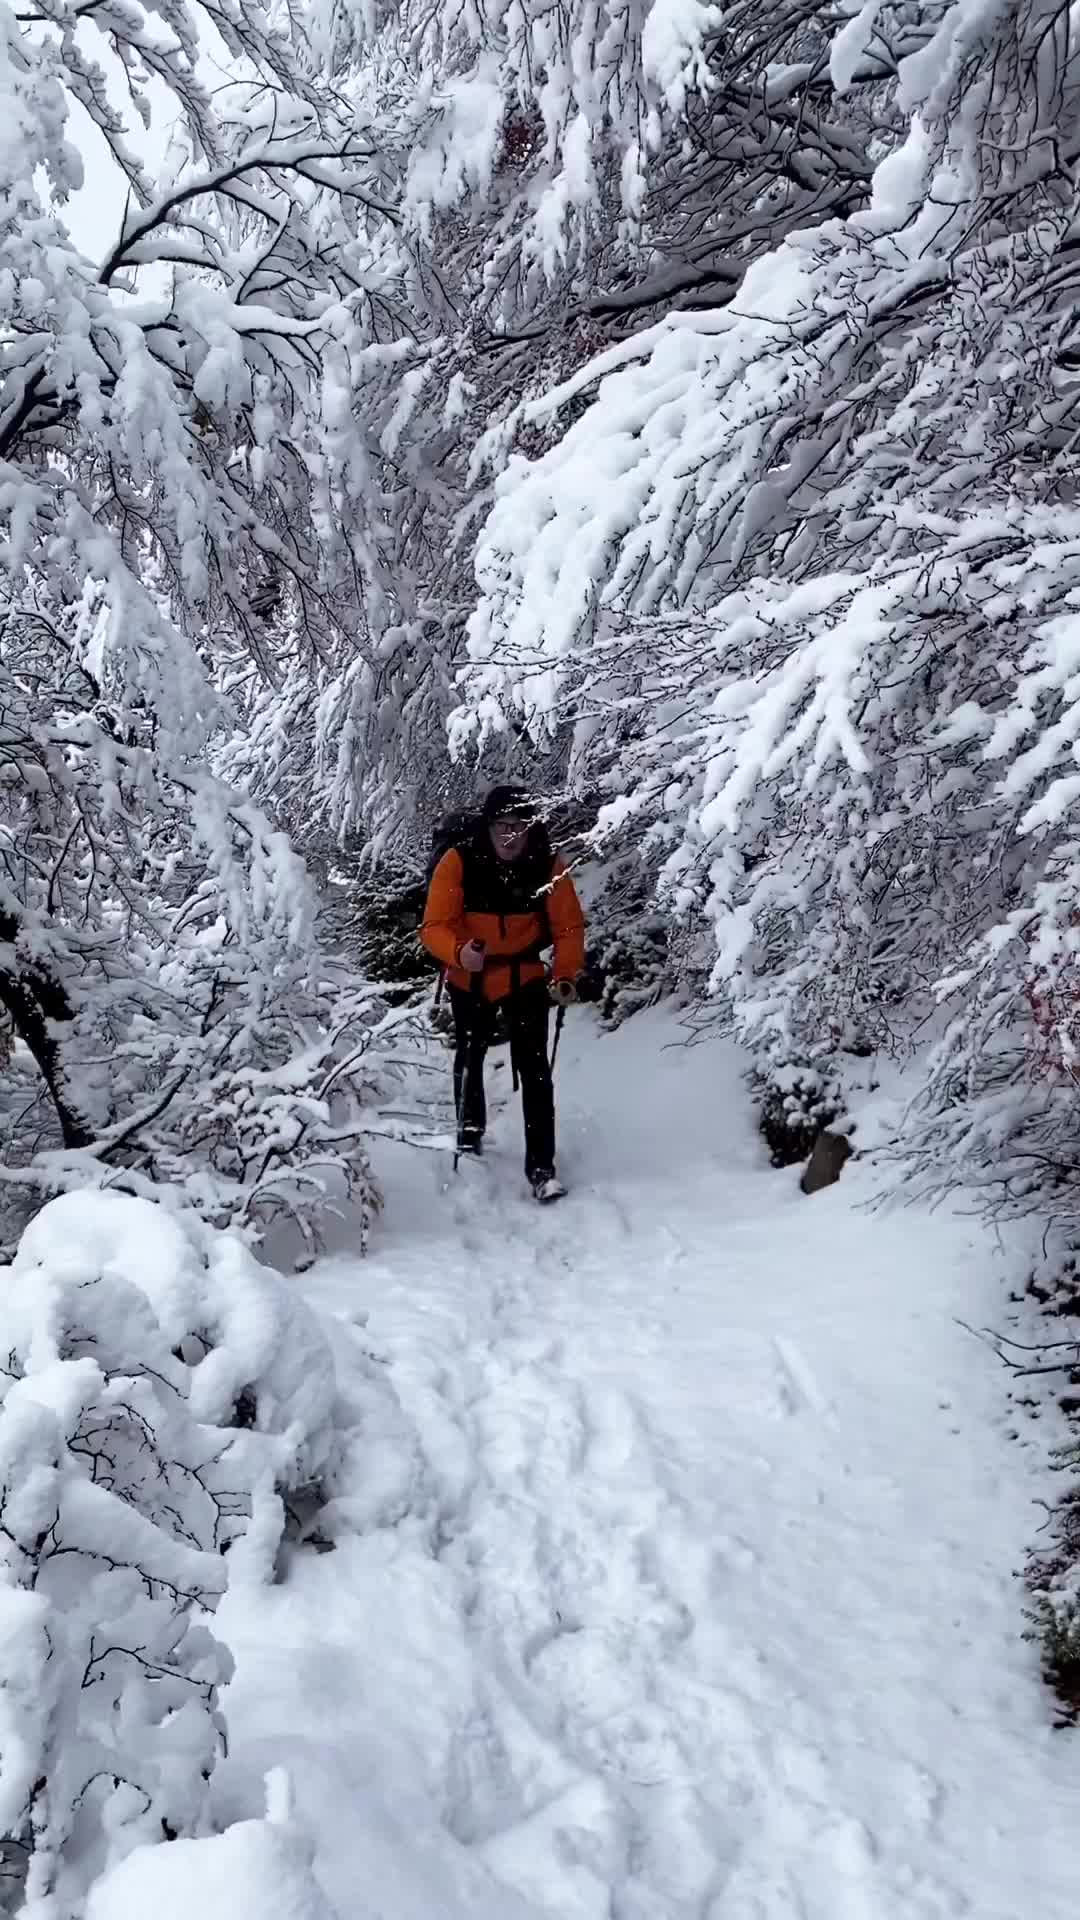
[458,939,486,975]
[549,976,579,1008]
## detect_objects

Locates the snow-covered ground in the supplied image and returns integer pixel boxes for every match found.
[216,1009,1080,1919]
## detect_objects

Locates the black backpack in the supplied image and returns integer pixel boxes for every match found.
[426,809,483,891]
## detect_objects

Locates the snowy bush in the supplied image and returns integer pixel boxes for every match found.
[14,1193,339,1501]
[1027,1586,1080,1729]
[583,853,673,1029]
[1027,1479,1080,1728]
[84,1772,341,1920]
[0,1229,229,1912]
[317,851,430,990]
[755,1058,844,1169]
[0,1192,339,1915]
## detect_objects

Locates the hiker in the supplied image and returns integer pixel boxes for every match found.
[420,786,586,1202]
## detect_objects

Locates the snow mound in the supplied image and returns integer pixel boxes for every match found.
[85,1784,343,1920]
[13,1190,337,1491]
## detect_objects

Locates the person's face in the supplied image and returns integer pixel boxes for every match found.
[490,815,531,862]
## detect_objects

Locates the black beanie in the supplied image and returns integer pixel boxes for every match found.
[483,784,535,823]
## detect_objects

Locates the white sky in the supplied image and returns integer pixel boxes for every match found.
[60,13,229,271]
[64,94,161,266]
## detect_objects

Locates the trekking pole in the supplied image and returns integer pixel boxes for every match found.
[453,1039,475,1173]
[550,1002,567,1071]
[453,1022,473,1175]
[453,1072,465,1173]
[453,944,485,1172]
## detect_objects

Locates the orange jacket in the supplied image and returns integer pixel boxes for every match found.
[421,847,586,1002]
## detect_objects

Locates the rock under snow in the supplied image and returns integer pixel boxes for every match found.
[800,1128,854,1194]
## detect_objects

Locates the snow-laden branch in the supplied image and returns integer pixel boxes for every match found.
[453,0,1080,1222]
[97,132,382,287]
[0,0,428,1235]
[228,0,929,855]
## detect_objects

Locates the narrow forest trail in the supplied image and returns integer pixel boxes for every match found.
[217,1010,1080,1920]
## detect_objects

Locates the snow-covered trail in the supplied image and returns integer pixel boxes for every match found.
[218,1011,1080,1919]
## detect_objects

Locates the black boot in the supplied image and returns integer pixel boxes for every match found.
[530,1171,567,1204]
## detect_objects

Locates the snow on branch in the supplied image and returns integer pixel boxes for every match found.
[0,0,429,1237]
[253,0,932,856]
[0,589,406,1253]
[457,0,1080,1219]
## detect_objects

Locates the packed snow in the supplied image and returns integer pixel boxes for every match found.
[201,1009,1080,1919]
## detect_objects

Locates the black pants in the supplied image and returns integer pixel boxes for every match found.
[450,982,555,1180]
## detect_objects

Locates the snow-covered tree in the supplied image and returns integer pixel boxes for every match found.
[459,0,1080,1201]
[0,0,424,1236]
[251,0,932,861]
[0,584,415,1247]
[345,0,929,310]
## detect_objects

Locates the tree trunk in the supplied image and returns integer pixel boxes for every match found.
[0,913,92,1149]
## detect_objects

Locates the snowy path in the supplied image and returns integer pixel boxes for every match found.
[218,1012,1080,1919]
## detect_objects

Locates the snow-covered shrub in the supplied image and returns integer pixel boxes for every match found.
[0,1193,341,1915]
[1026,1587,1080,1729]
[595,917,667,1026]
[14,1193,338,1500]
[755,1057,844,1169]
[1026,1413,1080,1726]
[84,1772,341,1920]
[0,1237,230,1912]
[585,854,672,1028]
[317,850,430,989]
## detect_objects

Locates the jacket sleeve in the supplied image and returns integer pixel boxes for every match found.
[420,849,468,970]
[547,858,586,981]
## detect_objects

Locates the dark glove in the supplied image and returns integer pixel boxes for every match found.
[549,977,579,1008]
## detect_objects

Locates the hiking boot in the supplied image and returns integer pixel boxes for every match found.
[456,1130,484,1158]
[530,1173,567,1205]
